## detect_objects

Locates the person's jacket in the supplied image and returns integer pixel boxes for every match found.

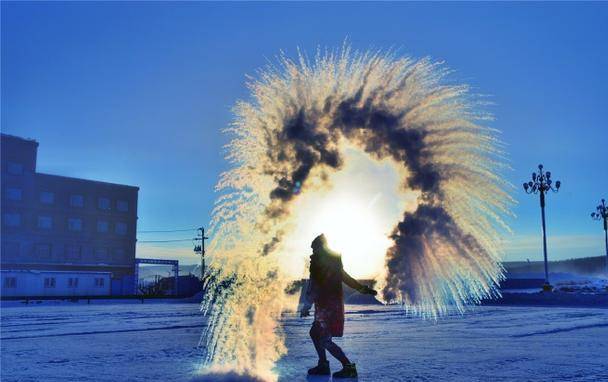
[302,247,366,311]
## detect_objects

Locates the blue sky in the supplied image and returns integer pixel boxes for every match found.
[2,2,607,264]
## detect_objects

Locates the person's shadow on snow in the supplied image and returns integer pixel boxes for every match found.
[306,376,330,382]
[306,376,358,382]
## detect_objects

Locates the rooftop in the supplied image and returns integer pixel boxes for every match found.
[1,133,138,190]
[0,133,39,145]
[36,172,139,191]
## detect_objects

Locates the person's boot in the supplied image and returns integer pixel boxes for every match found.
[332,363,357,378]
[307,360,330,375]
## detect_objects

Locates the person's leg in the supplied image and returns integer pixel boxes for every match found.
[309,321,327,362]
[319,336,351,366]
[324,336,358,379]
[308,322,331,375]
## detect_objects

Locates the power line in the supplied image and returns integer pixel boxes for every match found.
[137,228,197,233]
[138,238,194,243]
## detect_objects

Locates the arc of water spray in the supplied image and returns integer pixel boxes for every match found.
[199,45,513,381]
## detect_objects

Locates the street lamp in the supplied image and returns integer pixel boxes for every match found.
[523,164,561,291]
[591,199,608,273]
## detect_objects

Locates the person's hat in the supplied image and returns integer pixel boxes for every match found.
[311,234,327,248]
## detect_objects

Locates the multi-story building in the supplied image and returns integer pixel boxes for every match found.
[1,133,138,296]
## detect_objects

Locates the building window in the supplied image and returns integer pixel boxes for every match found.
[97,220,109,233]
[113,248,126,262]
[38,216,53,229]
[5,187,22,201]
[44,277,56,288]
[3,213,21,227]
[3,277,17,288]
[117,200,129,212]
[68,218,83,232]
[1,242,20,259]
[115,222,127,235]
[66,245,82,260]
[35,244,52,259]
[69,194,84,207]
[7,162,23,175]
[94,278,105,287]
[40,191,55,204]
[98,197,111,210]
[94,248,108,261]
[68,278,79,288]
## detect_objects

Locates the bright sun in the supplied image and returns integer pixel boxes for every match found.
[279,145,419,280]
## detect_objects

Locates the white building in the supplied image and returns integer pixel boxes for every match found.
[1,270,111,297]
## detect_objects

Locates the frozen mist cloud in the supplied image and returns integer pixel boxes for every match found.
[199,45,513,380]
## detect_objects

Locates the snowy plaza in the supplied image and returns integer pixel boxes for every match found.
[1,302,607,382]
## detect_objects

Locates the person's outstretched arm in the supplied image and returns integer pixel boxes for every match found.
[341,269,377,295]
[301,279,314,311]
[300,274,316,317]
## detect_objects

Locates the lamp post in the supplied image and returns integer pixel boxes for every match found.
[591,199,608,273]
[523,164,561,291]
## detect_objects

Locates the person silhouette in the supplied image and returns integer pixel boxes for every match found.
[300,234,377,378]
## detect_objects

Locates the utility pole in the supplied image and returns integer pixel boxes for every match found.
[523,164,561,292]
[591,199,608,273]
[193,227,208,280]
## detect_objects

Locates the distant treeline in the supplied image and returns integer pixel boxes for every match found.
[504,256,606,276]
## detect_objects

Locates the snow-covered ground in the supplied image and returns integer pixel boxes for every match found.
[2,302,607,382]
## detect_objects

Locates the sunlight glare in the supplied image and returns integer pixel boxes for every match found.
[280,145,419,280]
